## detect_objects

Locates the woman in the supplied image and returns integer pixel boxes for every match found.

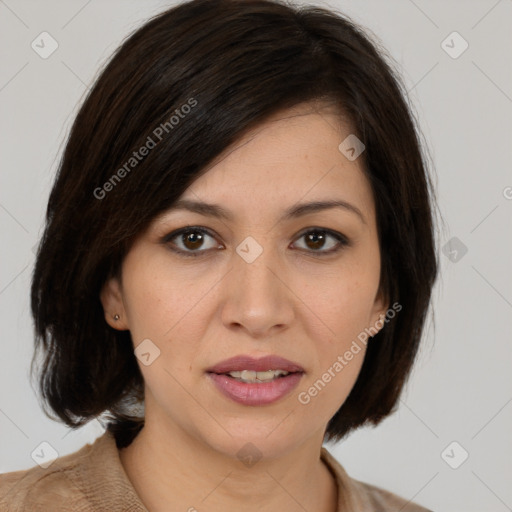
[0,0,438,510]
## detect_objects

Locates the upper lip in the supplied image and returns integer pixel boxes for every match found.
[206,355,305,374]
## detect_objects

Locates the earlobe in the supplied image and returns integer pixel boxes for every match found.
[99,277,129,330]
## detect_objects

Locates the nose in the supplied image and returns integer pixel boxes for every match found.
[220,240,294,338]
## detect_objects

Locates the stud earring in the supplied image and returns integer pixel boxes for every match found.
[113,314,120,321]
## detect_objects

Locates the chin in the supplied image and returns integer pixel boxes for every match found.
[198,418,310,462]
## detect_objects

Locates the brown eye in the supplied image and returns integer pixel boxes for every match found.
[304,232,327,250]
[293,229,349,254]
[162,226,349,259]
[163,227,220,257]
[181,231,205,250]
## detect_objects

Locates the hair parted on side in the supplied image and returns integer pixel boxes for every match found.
[30,0,439,449]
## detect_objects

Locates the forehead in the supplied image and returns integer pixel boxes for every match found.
[162,103,376,228]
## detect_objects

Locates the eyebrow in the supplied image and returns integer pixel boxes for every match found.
[167,198,366,225]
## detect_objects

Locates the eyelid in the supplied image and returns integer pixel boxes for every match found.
[160,226,221,251]
[160,225,350,257]
[292,227,350,256]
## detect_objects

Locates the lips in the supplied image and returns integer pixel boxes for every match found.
[207,371,303,406]
[206,354,305,375]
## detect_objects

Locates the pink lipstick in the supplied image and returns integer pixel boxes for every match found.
[206,354,305,406]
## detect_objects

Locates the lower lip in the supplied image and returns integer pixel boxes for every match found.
[207,372,303,406]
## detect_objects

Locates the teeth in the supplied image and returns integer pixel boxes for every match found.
[227,369,290,383]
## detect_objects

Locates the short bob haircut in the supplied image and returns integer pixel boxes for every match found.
[30,0,439,449]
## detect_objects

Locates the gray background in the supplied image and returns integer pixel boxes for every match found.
[1,1,511,511]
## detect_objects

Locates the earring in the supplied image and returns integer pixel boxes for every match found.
[113,314,120,321]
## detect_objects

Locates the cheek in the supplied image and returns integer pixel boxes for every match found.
[301,263,380,343]
[296,257,378,403]
[123,277,170,341]
[121,248,201,338]
[296,342,367,423]
[121,253,215,374]
[296,276,371,416]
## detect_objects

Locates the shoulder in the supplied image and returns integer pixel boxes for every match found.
[320,446,434,512]
[352,478,434,512]
[0,437,100,512]
[0,465,90,512]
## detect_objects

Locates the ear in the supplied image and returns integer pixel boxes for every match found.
[369,286,389,335]
[99,276,129,330]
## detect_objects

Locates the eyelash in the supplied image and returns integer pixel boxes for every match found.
[161,226,350,258]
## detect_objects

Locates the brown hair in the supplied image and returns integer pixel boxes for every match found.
[30,0,439,449]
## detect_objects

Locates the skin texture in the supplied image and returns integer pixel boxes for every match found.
[100,102,388,512]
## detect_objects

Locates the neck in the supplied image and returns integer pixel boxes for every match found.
[118,415,338,512]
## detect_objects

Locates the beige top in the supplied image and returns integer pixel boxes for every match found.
[0,430,432,511]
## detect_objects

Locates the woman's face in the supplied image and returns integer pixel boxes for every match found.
[102,102,388,459]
